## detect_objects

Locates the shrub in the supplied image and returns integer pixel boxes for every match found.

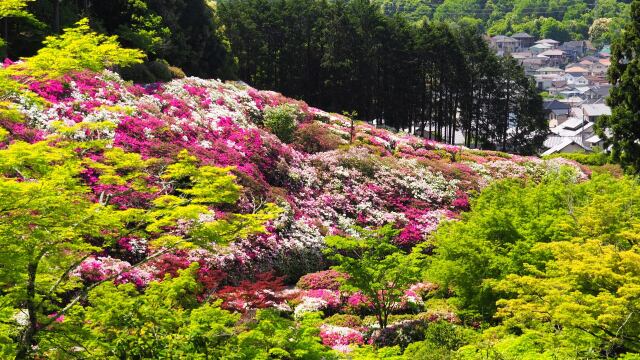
[148,59,173,82]
[323,314,363,328]
[422,321,472,351]
[544,151,610,166]
[296,269,348,290]
[369,318,428,349]
[216,272,288,312]
[168,65,186,79]
[292,122,342,153]
[263,104,301,143]
[119,62,156,83]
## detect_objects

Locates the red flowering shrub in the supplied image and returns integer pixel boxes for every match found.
[149,252,192,280]
[216,272,288,312]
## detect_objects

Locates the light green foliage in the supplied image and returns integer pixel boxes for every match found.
[0,140,130,357]
[11,18,145,79]
[263,104,303,143]
[85,147,160,192]
[0,66,43,126]
[428,170,581,320]
[403,321,475,358]
[544,150,610,166]
[0,0,35,20]
[148,150,281,248]
[348,345,403,359]
[489,239,640,356]
[71,265,240,359]
[0,140,280,358]
[228,311,337,359]
[324,225,427,329]
[430,172,640,357]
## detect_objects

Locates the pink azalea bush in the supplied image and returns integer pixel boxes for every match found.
[296,269,348,290]
[319,324,365,351]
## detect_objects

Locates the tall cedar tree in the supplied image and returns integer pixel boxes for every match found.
[597,0,640,173]
[219,0,547,154]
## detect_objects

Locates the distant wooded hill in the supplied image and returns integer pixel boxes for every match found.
[377,0,629,44]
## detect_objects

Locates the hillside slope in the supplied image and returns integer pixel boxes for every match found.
[6,70,588,285]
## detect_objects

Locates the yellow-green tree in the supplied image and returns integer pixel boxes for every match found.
[488,239,640,357]
[0,140,279,358]
[10,18,145,79]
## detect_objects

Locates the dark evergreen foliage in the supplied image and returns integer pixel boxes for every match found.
[219,0,548,153]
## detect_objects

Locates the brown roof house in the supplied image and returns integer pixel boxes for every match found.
[560,40,596,60]
[490,35,519,55]
[539,49,566,67]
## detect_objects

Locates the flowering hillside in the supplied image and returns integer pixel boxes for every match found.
[10,70,585,276]
[4,69,590,355]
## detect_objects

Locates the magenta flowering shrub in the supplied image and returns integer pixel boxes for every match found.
[74,256,153,288]
[344,292,373,315]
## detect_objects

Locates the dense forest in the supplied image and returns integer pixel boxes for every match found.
[378,0,629,45]
[2,0,640,359]
[218,0,547,153]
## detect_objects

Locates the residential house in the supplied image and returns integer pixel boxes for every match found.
[566,74,589,87]
[560,40,595,61]
[537,67,564,75]
[511,51,532,60]
[535,74,564,90]
[512,32,536,49]
[565,66,589,77]
[536,39,560,48]
[520,57,547,75]
[582,104,611,123]
[585,134,604,148]
[530,43,554,55]
[539,49,566,67]
[585,75,608,85]
[560,96,584,107]
[542,137,590,155]
[553,117,595,138]
[490,35,519,55]
[590,61,609,76]
[583,84,611,101]
[544,100,571,127]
